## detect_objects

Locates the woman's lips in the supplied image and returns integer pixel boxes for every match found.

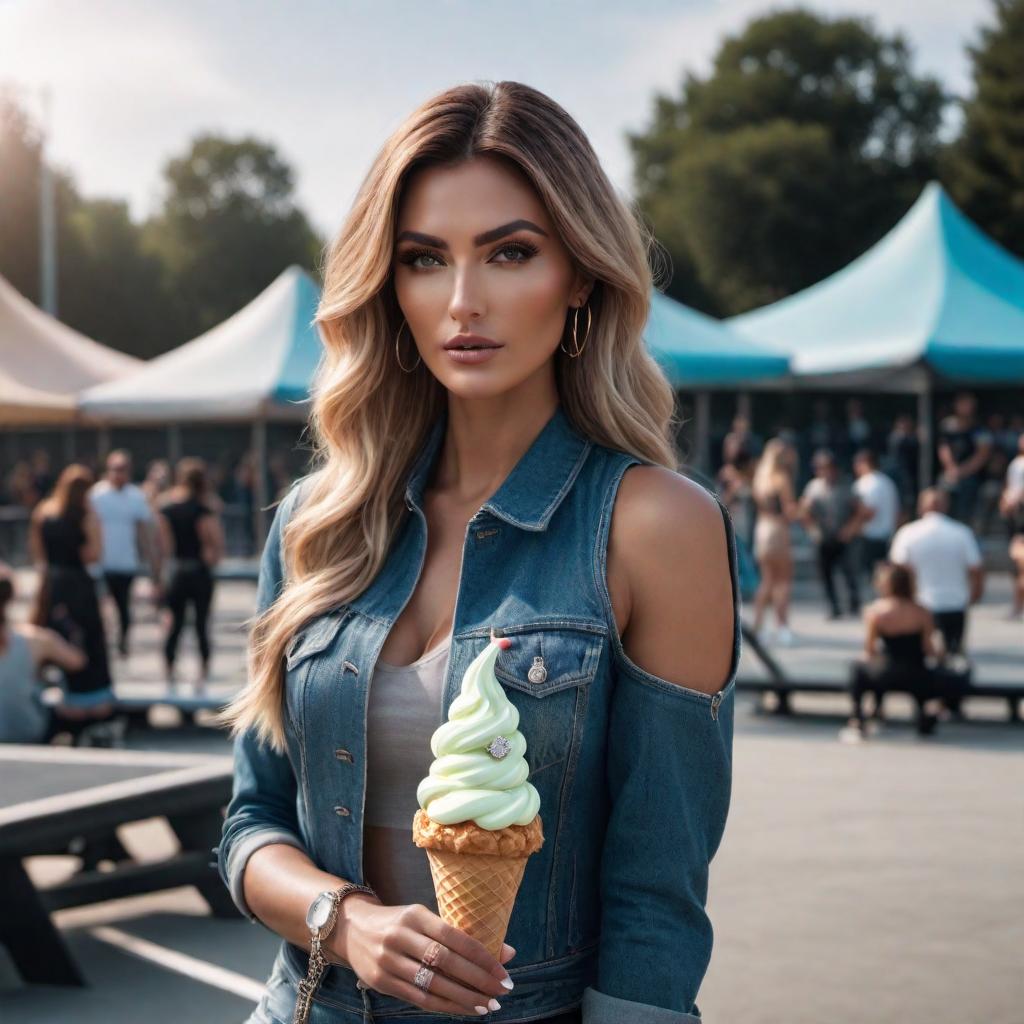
[444,346,502,365]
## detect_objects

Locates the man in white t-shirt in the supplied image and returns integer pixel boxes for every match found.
[889,488,984,670]
[852,449,901,580]
[89,450,161,656]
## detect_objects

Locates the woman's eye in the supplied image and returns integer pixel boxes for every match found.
[399,250,443,269]
[492,242,538,263]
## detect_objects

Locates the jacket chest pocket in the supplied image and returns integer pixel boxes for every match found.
[491,620,606,779]
[283,606,352,731]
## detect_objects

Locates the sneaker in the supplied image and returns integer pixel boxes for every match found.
[838,723,865,744]
[775,626,795,647]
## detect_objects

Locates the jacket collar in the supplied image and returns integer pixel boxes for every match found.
[404,403,592,531]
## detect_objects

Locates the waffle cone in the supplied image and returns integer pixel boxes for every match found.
[412,809,543,959]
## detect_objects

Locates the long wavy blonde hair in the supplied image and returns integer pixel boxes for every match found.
[219,80,682,752]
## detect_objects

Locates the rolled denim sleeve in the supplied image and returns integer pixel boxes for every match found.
[214,480,310,923]
[583,496,741,1022]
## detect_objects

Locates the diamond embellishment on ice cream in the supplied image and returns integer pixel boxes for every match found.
[487,735,511,760]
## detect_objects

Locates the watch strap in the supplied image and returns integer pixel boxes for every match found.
[292,883,379,1024]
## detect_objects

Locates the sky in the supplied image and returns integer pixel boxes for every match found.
[0,0,996,237]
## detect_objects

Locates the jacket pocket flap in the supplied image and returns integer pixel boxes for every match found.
[285,607,350,671]
[493,620,606,697]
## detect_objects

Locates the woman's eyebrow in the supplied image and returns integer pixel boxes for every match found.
[396,219,549,249]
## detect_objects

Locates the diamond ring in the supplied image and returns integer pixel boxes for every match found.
[413,964,434,991]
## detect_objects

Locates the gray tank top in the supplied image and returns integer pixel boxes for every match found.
[362,632,452,910]
[0,629,48,743]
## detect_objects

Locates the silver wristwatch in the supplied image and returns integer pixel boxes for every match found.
[292,882,378,1024]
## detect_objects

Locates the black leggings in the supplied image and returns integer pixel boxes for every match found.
[817,538,861,615]
[163,563,214,668]
[103,572,135,648]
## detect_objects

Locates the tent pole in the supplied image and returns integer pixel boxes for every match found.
[97,425,111,467]
[737,391,752,422]
[253,417,269,550]
[167,424,182,466]
[918,379,933,492]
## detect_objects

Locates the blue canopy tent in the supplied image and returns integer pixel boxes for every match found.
[728,181,1024,481]
[643,289,791,471]
[644,288,791,385]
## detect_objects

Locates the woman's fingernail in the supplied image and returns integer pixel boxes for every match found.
[475,1008,489,1016]
[487,998,502,1011]
[500,975,514,989]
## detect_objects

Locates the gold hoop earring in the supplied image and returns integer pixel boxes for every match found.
[560,303,591,358]
[395,318,421,372]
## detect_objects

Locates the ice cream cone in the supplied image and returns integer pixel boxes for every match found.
[412,634,545,959]
[413,808,543,959]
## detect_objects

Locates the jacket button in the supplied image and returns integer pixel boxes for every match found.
[335,805,351,817]
[335,748,354,763]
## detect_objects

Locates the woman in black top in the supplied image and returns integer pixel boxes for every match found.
[846,561,945,738]
[157,458,225,692]
[28,464,114,713]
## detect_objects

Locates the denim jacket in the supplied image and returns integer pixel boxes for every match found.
[216,403,740,1024]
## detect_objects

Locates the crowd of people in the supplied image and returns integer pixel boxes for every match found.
[0,450,226,744]
[717,392,1023,741]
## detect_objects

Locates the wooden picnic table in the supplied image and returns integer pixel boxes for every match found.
[0,745,235,987]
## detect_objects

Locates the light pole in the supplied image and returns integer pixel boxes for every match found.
[38,85,58,316]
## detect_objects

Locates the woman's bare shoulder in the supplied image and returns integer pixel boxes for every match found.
[609,465,734,694]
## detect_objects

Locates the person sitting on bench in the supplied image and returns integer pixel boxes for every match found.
[846,561,945,738]
[0,566,100,744]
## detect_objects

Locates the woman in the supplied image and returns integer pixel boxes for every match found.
[215,81,740,1024]
[28,464,114,715]
[750,437,798,645]
[717,440,756,551]
[157,457,225,691]
[999,435,1024,619]
[844,562,945,739]
[0,563,108,742]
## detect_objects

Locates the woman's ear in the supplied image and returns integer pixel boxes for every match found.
[572,273,596,308]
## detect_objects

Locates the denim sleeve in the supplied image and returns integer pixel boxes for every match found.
[214,480,311,923]
[583,495,741,1023]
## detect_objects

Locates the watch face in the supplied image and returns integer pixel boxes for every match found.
[306,892,335,931]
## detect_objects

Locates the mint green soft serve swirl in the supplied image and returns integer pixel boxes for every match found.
[416,637,540,830]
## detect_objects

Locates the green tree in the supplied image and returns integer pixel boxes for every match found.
[0,91,43,303]
[945,0,1024,258]
[145,134,323,338]
[0,91,174,356]
[630,8,949,314]
[59,197,181,358]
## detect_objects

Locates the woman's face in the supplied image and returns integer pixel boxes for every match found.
[392,154,590,398]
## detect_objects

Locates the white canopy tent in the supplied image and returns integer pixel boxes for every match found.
[0,273,141,426]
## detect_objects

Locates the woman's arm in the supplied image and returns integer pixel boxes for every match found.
[28,510,46,567]
[584,468,740,1022]
[921,609,937,660]
[154,509,174,562]
[862,606,879,660]
[21,623,88,673]
[197,512,225,567]
[780,477,799,521]
[81,512,102,565]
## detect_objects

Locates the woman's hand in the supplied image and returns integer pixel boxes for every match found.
[331,897,515,1016]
